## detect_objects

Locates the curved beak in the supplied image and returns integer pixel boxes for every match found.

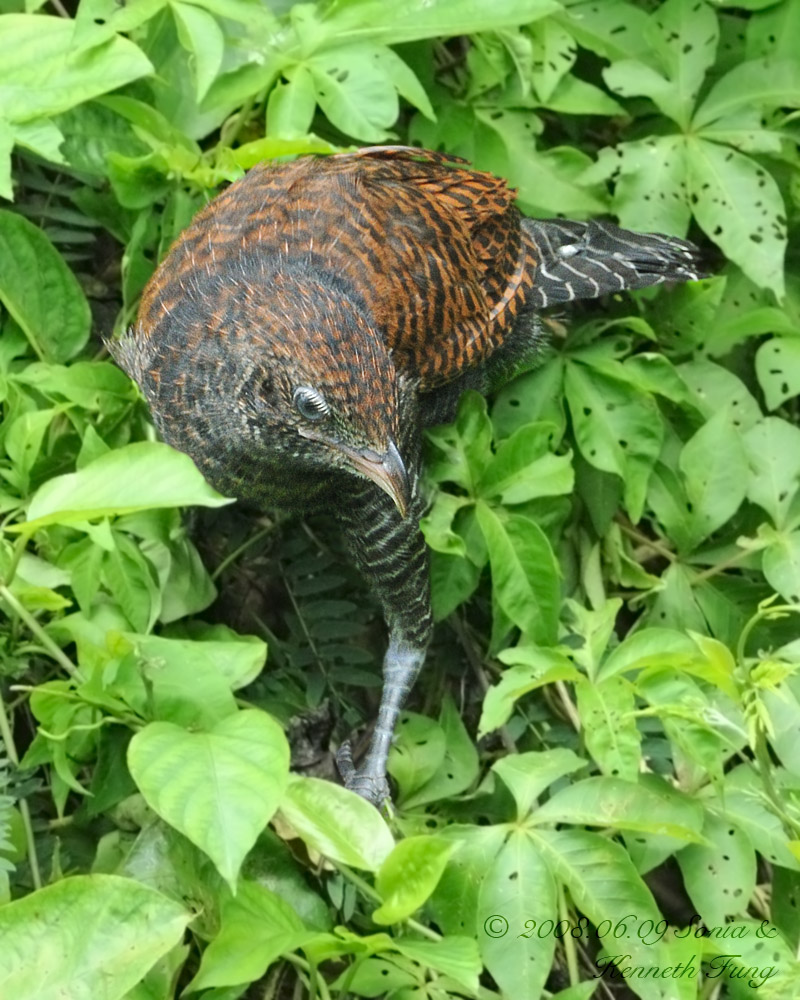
[343,439,410,517]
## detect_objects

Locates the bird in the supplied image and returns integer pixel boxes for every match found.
[110,145,705,806]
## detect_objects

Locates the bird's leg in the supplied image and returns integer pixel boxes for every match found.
[336,633,426,805]
[336,478,433,807]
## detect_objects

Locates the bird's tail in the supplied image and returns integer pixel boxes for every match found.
[521,218,707,308]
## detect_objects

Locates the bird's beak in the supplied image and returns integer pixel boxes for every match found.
[342,439,410,518]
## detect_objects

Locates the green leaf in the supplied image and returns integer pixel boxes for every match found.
[0,119,14,199]
[685,136,786,297]
[373,835,454,924]
[528,19,575,102]
[743,418,800,529]
[534,776,706,843]
[694,58,800,128]
[266,66,317,137]
[479,422,573,504]
[476,503,560,645]
[279,775,394,871]
[388,712,447,799]
[322,0,561,45]
[0,15,153,124]
[478,829,556,1000]
[678,811,756,927]
[678,407,749,549]
[756,335,800,409]
[172,1,225,102]
[188,881,311,991]
[426,391,493,494]
[587,137,690,236]
[565,358,663,521]
[308,44,398,142]
[575,676,641,781]
[0,209,90,362]
[491,748,586,819]
[394,937,480,994]
[762,529,800,604]
[0,874,189,1000]
[479,649,580,738]
[128,710,289,890]
[22,442,232,530]
[401,697,480,808]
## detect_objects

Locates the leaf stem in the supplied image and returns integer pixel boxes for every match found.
[0,687,42,889]
[0,585,82,682]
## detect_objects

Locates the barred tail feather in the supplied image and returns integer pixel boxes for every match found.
[522,218,707,308]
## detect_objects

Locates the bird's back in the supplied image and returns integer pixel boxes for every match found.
[137,147,534,391]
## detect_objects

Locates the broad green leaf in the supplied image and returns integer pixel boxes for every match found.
[598,628,700,682]
[478,829,556,1000]
[492,357,566,441]
[694,58,800,128]
[266,66,317,137]
[678,812,757,928]
[373,835,454,923]
[586,137,690,236]
[565,359,663,521]
[678,357,762,433]
[420,492,470,556]
[763,529,800,604]
[491,748,586,819]
[373,45,435,120]
[188,881,312,991]
[561,0,652,62]
[649,0,719,123]
[394,937,480,994]
[0,209,90,362]
[128,710,289,889]
[528,19,575,101]
[0,119,13,199]
[426,390,493,493]
[575,676,641,781]
[102,530,161,633]
[756,336,800,410]
[401,698,480,809]
[479,422,573,504]
[743,418,800,529]
[430,825,509,937]
[308,44,398,142]
[388,712,447,800]
[172,1,225,102]
[534,828,669,996]
[479,650,580,738]
[534,776,706,843]
[678,407,749,549]
[685,136,786,297]
[14,360,135,410]
[0,15,153,123]
[322,0,561,45]
[279,775,394,871]
[22,442,232,529]
[476,503,559,646]
[0,874,189,1000]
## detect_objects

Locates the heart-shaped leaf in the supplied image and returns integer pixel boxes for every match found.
[128,710,289,889]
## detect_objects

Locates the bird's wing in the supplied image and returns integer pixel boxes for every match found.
[318,146,533,387]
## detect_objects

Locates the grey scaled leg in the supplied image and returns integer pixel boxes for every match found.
[335,480,433,806]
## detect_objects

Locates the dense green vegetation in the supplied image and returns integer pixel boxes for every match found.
[1,0,800,997]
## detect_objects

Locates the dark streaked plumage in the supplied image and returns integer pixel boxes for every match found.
[112,145,705,805]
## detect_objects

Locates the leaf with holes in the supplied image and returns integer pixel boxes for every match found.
[565,358,663,522]
[678,407,749,550]
[685,136,786,297]
[307,44,398,142]
[0,874,189,1000]
[756,336,800,410]
[677,812,756,927]
[762,529,800,604]
[575,676,641,781]
[128,710,289,890]
[478,829,556,999]
[743,418,800,529]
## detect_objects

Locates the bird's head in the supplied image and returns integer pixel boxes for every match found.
[113,266,413,516]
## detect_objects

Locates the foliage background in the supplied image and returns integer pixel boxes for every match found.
[1,0,800,998]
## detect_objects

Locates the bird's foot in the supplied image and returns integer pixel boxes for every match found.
[336,741,391,808]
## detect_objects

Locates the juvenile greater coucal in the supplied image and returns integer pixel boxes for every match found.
[112,146,704,805]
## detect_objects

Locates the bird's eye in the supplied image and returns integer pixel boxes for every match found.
[293,385,330,422]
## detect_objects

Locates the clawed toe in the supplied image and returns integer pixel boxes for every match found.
[336,741,391,807]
